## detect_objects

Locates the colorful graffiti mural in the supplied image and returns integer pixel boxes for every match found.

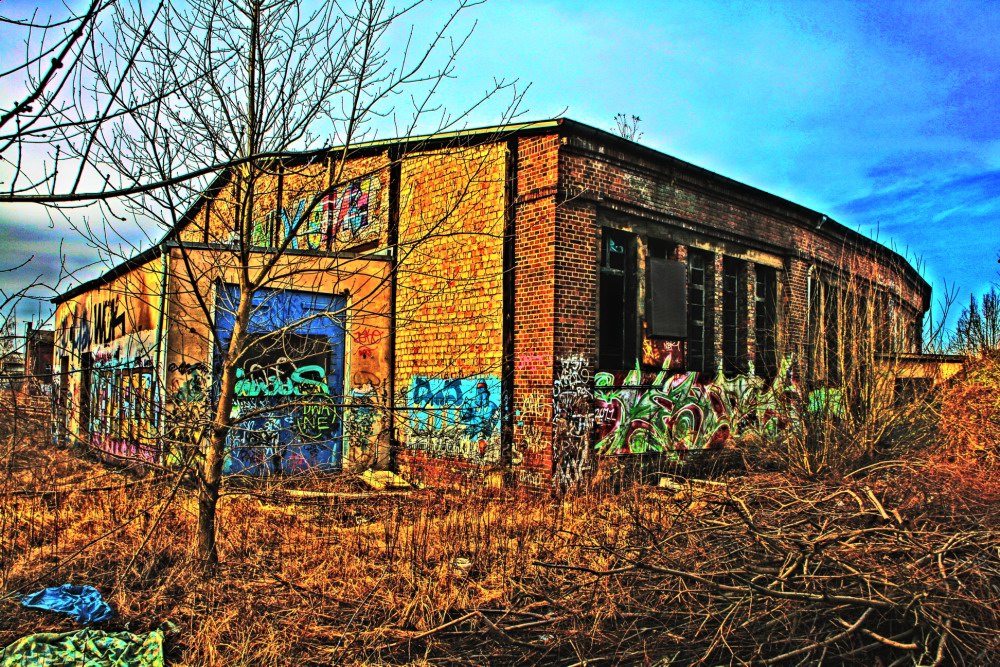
[89,366,157,463]
[251,174,384,251]
[216,286,347,475]
[344,386,377,452]
[67,289,160,462]
[547,355,810,487]
[407,376,501,463]
[593,361,797,457]
[513,390,548,465]
[165,360,208,465]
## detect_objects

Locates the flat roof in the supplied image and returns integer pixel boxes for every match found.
[53,117,930,306]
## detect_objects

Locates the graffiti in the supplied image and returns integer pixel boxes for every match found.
[552,356,593,489]
[91,298,127,345]
[91,433,157,464]
[294,400,337,440]
[514,390,548,464]
[593,358,799,457]
[89,370,157,464]
[515,353,546,371]
[93,350,115,364]
[514,468,545,486]
[407,376,501,463]
[357,328,381,345]
[344,386,379,454]
[170,368,206,403]
[233,363,330,397]
[168,361,209,375]
[250,174,383,251]
[228,418,279,473]
[641,338,684,371]
[328,175,383,246]
[58,306,91,355]
[355,328,382,362]
[216,286,347,475]
[227,348,336,473]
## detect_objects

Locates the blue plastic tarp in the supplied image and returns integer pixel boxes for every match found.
[20,585,114,624]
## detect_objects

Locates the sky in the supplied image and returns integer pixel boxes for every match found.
[1,0,998,336]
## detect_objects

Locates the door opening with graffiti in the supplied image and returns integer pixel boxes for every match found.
[215,286,347,475]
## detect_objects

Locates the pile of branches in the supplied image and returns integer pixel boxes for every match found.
[383,466,1000,665]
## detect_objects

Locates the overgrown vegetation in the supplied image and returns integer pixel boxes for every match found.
[3,349,999,664]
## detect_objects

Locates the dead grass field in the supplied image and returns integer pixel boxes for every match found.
[2,363,999,665]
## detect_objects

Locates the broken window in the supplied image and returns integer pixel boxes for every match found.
[722,257,748,375]
[599,229,637,369]
[686,250,710,374]
[754,266,778,381]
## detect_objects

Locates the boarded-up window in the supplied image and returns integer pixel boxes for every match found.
[648,257,687,338]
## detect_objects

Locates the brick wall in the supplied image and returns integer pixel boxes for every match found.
[53,262,163,458]
[395,143,508,480]
[511,134,559,486]
[555,131,927,380]
[179,154,390,252]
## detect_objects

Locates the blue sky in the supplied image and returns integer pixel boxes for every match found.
[2,0,998,334]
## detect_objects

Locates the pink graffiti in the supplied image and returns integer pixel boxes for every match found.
[91,432,157,464]
[516,354,546,371]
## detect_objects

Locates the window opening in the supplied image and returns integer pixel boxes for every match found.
[686,250,709,374]
[754,266,778,381]
[722,257,748,375]
[599,229,636,369]
[648,238,686,340]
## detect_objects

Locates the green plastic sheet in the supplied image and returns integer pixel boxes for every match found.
[1,627,163,667]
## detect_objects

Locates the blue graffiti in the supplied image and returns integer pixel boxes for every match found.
[408,376,500,443]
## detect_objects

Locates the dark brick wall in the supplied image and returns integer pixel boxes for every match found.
[511,135,559,485]
[548,130,927,385]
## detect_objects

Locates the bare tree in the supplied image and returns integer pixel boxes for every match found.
[0,0,181,206]
[35,0,523,564]
[952,287,1000,357]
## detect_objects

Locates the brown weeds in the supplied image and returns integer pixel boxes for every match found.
[2,377,1000,665]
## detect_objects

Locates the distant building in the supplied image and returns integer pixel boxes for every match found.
[52,119,929,486]
[24,324,54,395]
[0,351,25,391]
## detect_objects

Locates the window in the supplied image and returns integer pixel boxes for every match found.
[754,266,778,381]
[722,257,748,375]
[599,229,637,369]
[686,250,709,374]
[648,239,687,339]
[807,276,843,385]
[824,283,842,383]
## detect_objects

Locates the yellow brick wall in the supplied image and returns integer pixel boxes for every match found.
[179,154,391,254]
[54,261,164,460]
[163,247,392,471]
[395,143,508,466]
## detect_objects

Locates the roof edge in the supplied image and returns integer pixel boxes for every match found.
[52,245,163,305]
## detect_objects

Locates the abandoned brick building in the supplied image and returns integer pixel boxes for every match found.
[52,118,930,487]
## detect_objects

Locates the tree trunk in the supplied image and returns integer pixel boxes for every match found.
[196,285,252,564]
[197,0,262,566]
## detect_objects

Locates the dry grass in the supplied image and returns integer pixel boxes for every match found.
[2,366,1000,665]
